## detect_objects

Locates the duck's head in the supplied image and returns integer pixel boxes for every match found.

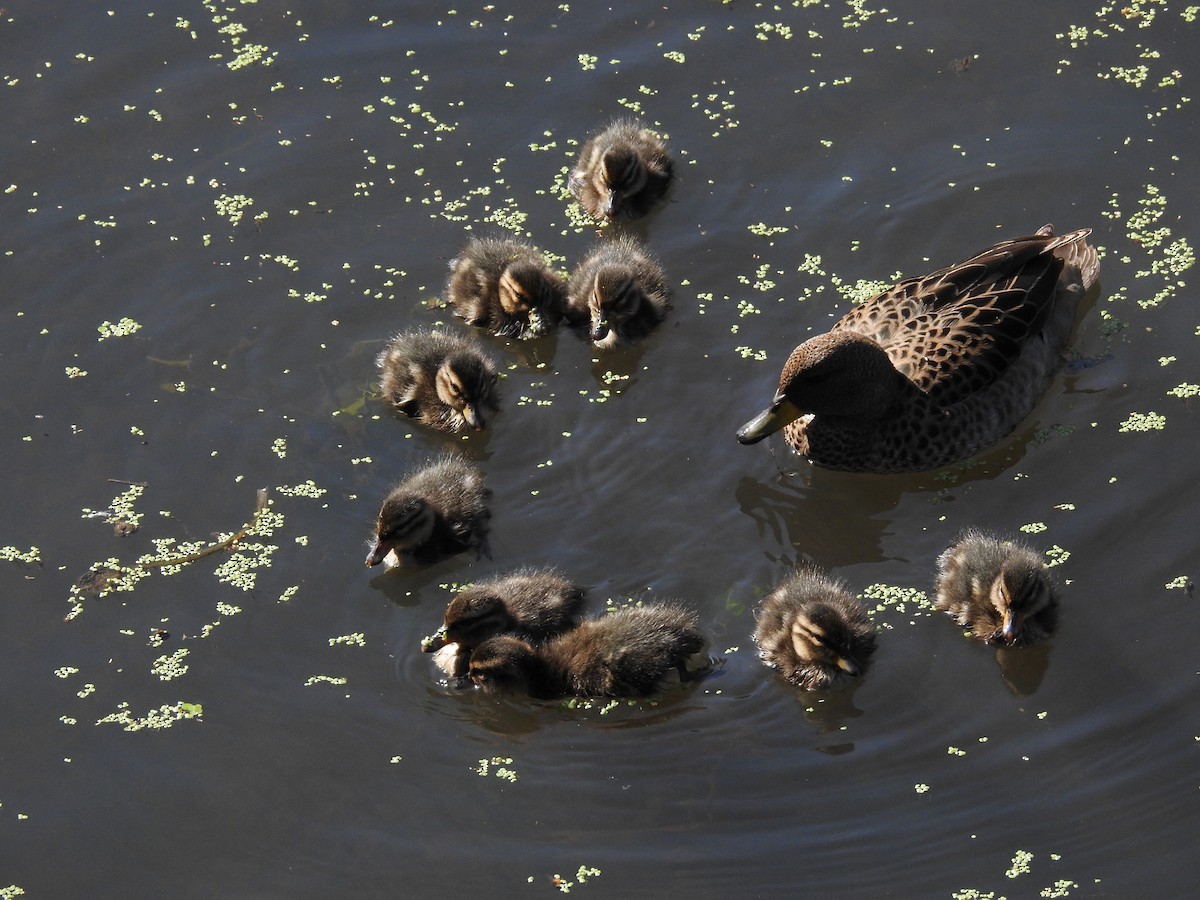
[498,262,555,335]
[586,264,641,343]
[991,563,1054,645]
[467,635,537,694]
[787,603,875,679]
[737,331,901,444]
[596,147,647,219]
[365,495,434,567]
[435,353,497,431]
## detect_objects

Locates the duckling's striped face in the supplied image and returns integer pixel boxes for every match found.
[596,148,647,218]
[588,265,641,342]
[467,636,535,694]
[365,496,433,566]
[991,565,1053,644]
[789,606,870,677]
[434,355,495,431]
[443,594,511,648]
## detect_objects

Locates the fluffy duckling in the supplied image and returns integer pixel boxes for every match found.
[447,237,567,340]
[365,456,490,568]
[468,603,708,699]
[422,567,588,676]
[565,236,671,349]
[935,530,1059,647]
[377,329,500,433]
[753,569,877,691]
[737,226,1100,472]
[569,119,673,221]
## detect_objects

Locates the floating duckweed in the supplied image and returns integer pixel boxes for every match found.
[747,223,789,237]
[1044,546,1071,568]
[1040,880,1080,898]
[577,53,597,70]
[54,666,79,679]
[1020,522,1047,534]
[214,193,254,226]
[1167,383,1199,398]
[1118,411,1166,432]
[151,648,189,681]
[734,346,768,361]
[275,480,326,498]
[97,317,142,341]
[860,583,934,622]
[82,484,144,529]
[96,701,203,731]
[553,865,602,893]
[271,438,287,459]
[474,756,518,781]
[755,22,794,40]
[663,50,686,63]
[304,675,347,687]
[1165,575,1191,590]
[1,546,40,564]
[277,585,299,603]
[1006,849,1034,878]
[947,746,966,757]
[65,366,87,379]
[329,633,366,647]
[914,783,930,794]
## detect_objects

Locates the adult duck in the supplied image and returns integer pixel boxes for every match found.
[737,226,1099,472]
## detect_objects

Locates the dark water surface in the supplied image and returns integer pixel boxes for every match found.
[3,1,1198,897]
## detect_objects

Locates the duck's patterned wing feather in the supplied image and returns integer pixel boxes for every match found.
[833,233,1065,406]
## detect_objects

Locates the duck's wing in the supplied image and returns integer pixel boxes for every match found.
[833,229,1080,405]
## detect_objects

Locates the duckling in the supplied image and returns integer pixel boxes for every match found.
[447,237,567,340]
[377,329,500,433]
[565,236,671,349]
[365,456,490,568]
[468,603,708,699]
[753,569,877,691]
[569,119,673,221]
[737,226,1100,472]
[935,530,1059,647]
[422,567,587,676]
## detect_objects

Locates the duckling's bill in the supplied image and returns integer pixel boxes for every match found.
[737,395,804,444]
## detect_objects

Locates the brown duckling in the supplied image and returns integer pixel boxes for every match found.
[569,119,673,221]
[736,226,1100,472]
[935,530,1059,647]
[365,456,490,568]
[753,569,877,691]
[447,236,567,340]
[377,329,500,433]
[468,603,708,699]
[422,567,588,676]
[565,236,670,349]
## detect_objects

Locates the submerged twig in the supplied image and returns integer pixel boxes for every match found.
[137,488,270,570]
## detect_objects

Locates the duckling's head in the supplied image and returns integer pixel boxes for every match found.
[737,331,902,444]
[595,147,648,219]
[586,264,641,342]
[787,603,875,678]
[498,261,554,335]
[468,635,537,694]
[438,594,513,649]
[365,495,434,567]
[434,353,497,431]
[991,561,1054,645]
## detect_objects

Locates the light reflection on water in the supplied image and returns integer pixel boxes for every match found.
[2,1,1198,896]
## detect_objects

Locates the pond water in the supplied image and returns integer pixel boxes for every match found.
[2,1,1198,897]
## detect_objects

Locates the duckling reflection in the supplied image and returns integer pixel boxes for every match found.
[934,529,1059,646]
[754,569,877,691]
[447,236,566,340]
[467,603,708,699]
[377,329,499,432]
[365,456,490,569]
[566,236,670,350]
[569,119,673,221]
[423,567,587,677]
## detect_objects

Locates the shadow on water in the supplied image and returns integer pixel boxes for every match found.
[734,422,1046,567]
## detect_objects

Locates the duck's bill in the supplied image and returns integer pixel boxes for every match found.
[461,404,484,431]
[365,540,391,567]
[736,396,803,444]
